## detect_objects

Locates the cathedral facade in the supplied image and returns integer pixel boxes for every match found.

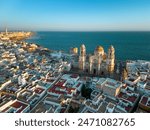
[78,44,115,75]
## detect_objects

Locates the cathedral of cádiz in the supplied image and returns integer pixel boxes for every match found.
[76,44,115,75]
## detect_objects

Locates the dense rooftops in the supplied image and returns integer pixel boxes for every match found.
[139,95,150,112]
[0,41,150,113]
[0,100,30,113]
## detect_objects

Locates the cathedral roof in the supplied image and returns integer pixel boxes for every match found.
[95,46,104,53]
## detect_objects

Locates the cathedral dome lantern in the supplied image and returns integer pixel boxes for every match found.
[95,46,104,56]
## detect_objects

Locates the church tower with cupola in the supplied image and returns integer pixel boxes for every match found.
[79,44,86,71]
[106,45,115,73]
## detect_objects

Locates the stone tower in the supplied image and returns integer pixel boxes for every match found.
[5,27,8,35]
[106,45,115,73]
[79,44,86,71]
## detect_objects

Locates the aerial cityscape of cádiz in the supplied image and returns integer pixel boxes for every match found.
[0,28,150,113]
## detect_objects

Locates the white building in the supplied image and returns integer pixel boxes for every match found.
[96,78,122,97]
[0,99,30,113]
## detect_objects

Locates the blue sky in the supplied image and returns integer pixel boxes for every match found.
[0,0,150,31]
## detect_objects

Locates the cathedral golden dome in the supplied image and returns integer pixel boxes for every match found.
[73,47,78,54]
[95,46,104,53]
[103,53,107,60]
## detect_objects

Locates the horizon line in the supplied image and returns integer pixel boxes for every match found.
[1,29,150,32]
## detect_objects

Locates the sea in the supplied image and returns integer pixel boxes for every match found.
[26,32,150,61]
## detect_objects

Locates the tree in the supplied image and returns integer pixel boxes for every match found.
[68,106,79,113]
[81,84,92,99]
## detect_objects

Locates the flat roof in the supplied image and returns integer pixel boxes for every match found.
[34,87,45,95]
[1,100,29,113]
[118,91,138,103]
[140,95,150,108]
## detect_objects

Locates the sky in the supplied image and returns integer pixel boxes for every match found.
[0,0,150,31]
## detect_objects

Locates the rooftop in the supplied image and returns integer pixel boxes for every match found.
[139,95,150,108]
[117,91,139,104]
[34,87,45,95]
[0,100,29,113]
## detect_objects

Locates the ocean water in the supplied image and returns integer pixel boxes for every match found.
[26,32,150,61]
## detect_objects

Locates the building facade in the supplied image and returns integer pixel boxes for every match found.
[78,44,115,75]
[96,78,122,97]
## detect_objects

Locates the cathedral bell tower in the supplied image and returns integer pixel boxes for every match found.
[106,45,115,73]
[79,44,86,71]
